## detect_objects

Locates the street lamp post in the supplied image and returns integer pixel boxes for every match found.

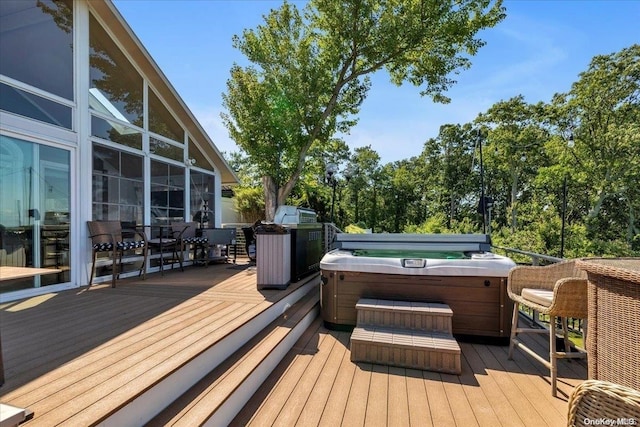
[325,163,338,224]
[475,129,491,234]
[560,133,575,259]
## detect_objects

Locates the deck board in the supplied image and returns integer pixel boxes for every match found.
[341,360,372,426]
[474,343,555,426]
[459,342,526,427]
[365,364,389,427]
[387,366,410,427]
[316,331,355,427]
[296,330,349,427]
[272,325,337,426]
[457,352,501,427]
[422,370,455,426]
[241,321,329,426]
[235,319,587,427]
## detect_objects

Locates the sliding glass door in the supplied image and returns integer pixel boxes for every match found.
[0,135,71,292]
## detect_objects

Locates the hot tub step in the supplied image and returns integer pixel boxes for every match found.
[356,298,453,334]
[350,326,461,374]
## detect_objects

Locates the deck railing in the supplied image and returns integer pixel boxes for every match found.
[322,223,342,254]
[492,245,563,266]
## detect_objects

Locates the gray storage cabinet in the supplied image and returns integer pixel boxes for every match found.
[256,229,291,289]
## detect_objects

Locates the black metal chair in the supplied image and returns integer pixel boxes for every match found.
[171,221,209,266]
[147,223,189,275]
[242,226,256,263]
[87,220,147,287]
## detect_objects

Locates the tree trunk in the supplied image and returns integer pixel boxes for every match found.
[262,175,293,221]
[587,189,607,221]
[626,196,639,242]
[510,165,518,232]
[588,169,612,220]
[263,176,278,221]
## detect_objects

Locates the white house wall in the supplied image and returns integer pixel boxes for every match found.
[0,0,236,302]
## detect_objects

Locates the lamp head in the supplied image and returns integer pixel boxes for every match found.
[325,163,337,180]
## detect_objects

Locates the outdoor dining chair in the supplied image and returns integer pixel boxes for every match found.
[146,223,191,275]
[507,259,588,397]
[87,220,147,288]
[170,221,209,266]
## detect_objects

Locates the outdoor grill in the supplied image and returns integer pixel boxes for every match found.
[274,206,323,282]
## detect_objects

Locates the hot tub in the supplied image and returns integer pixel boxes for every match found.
[320,234,516,337]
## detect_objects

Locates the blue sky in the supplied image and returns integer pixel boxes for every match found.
[113,0,639,165]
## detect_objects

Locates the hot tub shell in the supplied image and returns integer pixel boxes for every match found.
[320,234,516,338]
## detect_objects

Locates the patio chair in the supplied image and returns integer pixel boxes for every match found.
[147,223,189,275]
[170,221,209,267]
[507,259,588,397]
[242,225,256,263]
[87,220,147,288]
[567,380,640,426]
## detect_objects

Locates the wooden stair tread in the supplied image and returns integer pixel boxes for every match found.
[351,326,460,353]
[356,298,452,315]
[148,288,320,426]
[13,301,261,426]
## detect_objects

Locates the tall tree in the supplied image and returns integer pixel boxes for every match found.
[222,0,505,220]
[347,145,382,229]
[476,96,549,232]
[557,44,640,241]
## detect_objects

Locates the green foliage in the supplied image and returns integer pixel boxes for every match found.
[232,186,265,223]
[225,19,638,259]
[405,213,449,234]
[344,223,369,234]
[222,0,505,219]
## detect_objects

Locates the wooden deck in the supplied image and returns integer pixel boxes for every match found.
[0,262,308,425]
[233,318,587,427]
[0,263,588,426]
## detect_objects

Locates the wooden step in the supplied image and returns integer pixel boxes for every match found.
[146,286,320,427]
[0,403,32,427]
[350,326,461,374]
[356,298,453,334]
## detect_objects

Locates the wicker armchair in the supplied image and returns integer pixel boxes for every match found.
[507,259,588,397]
[567,380,640,426]
[87,220,147,288]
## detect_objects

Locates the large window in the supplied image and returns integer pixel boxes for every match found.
[0,0,74,128]
[0,83,72,129]
[92,144,144,224]
[150,136,183,161]
[149,89,183,142]
[89,14,143,128]
[190,171,215,228]
[0,135,71,292]
[0,0,74,99]
[91,115,142,150]
[188,137,215,172]
[150,160,185,226]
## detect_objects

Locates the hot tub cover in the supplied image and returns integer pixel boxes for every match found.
[320,249,516,277]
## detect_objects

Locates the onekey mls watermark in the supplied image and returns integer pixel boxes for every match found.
[583,419,638,426]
